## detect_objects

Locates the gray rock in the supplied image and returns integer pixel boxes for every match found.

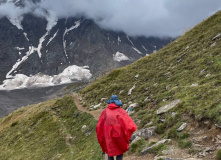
[215,124,221,129]
[119,90,124,94]
[128,84,136,95]
[212,33,221,40]
[199,69,205,75]
[131,136,142,144]
[159,119,166,123]
[141,139,171,155]
[162,149,174,155]
[157,100,181,115]
[101,98,107,102]
[81,125,87,133]
[135,74,139,78]
[177,123,187,132]
[198,147,215,157]
[132,126,155,140]
[205,74,211,77]
[210,42,216,47]
[129,103,139,108]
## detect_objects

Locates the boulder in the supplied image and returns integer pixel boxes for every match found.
[177,123,187,132]
[157,100,181,115]
[141,139,171,155]
[131,126,155,141]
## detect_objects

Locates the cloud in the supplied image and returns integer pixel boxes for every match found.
[0,0,221,37]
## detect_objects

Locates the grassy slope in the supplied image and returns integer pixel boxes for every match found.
[80,11,221,131]
[0,95,102,160]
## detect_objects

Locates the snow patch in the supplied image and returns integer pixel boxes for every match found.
[63,20,81,63]
[132,47,142,54]
[7,16,23,30]
[118,36,121,46]
[113,51,130,62]
[142,45,148,51]
[127,36,134,46]
[46,29,59,46]
[23,32,29,41]
[6,46,36,78]
[1,65,92,90]
[15,47,25,50]
[36,14,57,58]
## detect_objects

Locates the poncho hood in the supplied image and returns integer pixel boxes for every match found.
[107,103,120,109]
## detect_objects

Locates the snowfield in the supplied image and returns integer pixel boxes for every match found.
[0,65,92,90]
[113,51,130,62]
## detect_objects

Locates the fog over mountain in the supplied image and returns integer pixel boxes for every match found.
[0,0,221,37]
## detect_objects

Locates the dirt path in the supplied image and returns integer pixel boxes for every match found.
[72,93,153,160]
[72,93,103,120]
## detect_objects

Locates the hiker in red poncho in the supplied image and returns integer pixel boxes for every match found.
[96,95,137,160]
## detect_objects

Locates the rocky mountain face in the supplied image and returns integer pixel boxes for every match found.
[0,12,172,85]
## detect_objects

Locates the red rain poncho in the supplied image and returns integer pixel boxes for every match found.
[96,103,137,157]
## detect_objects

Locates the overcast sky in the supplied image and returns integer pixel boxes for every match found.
[0,0,221,37]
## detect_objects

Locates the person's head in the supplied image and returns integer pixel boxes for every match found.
[107,95,122,106]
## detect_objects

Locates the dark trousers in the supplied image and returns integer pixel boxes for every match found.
[108,154,123,160]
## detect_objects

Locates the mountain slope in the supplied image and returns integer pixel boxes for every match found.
[0,95,102,160]
[79,11,221,158]
[80,10,221,123]
[0,12,172,87]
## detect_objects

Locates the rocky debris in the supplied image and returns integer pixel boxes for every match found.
[128,83,136,95]
[215,135,221,145]
[131,127,155,141]
[157,100,181,115]
[177,123,187,132]
[190,83,198,87]
[141,139,171,155]
[90,103,101,109]
[162,149,174,155]
[81,125,91,136]
[131,136,142,144]
[212,33,221,40]
[198,146,215,157]
[210,42,216,47]
[81,125,87,132]
[215,124,221,129]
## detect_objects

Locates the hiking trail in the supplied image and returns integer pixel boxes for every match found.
[72,93,153,160]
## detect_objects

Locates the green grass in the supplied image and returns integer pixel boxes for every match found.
[216,149,221,160]
[80,11,221,134]
[129,138,146,154]
[0,95,102,160]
